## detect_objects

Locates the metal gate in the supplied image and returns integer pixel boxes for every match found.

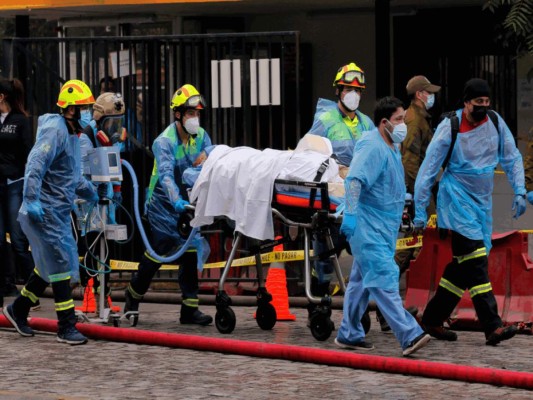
[2,32,302,263]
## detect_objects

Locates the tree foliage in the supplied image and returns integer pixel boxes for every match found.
[484,0,533,56]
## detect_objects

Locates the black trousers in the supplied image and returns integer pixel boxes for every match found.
[421,231,502,336]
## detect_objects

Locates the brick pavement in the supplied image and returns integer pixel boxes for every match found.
[1,293,532,400]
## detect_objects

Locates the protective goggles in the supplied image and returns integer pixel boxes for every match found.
[101,116,124,135]
[184,94,206,109]
[341,70,365,86]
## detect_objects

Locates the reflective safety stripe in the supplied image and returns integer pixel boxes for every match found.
[182,298,199,307]
[34,268,42,277]
[49,272,71,283]
[55,299,75,312]
[470,282,492,297]
[21,287,38,303]
[127,284,144,300]
[144,251,163,264]
[439,277,464,298]
[453,247,487,264]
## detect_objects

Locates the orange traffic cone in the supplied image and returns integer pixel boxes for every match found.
[255,237,296,321]
[106,295,120,312]
[75,278,96,313]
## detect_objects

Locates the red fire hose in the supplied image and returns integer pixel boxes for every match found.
[1,315,532,390]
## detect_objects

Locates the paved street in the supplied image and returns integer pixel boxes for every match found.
[1,292,532,400]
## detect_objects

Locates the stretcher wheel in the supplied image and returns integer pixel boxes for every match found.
[361,311,371,334]
[256,303,277,330]
[215,307,236,334]
[309,314,334,341]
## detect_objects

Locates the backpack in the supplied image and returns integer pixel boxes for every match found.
[441,110,500,170]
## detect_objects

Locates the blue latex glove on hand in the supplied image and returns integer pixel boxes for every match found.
[340,213,356,240]
[89,192,99,203]
[173,198,190,213]
[27,201,44,223]
[512,195,526,219]
[113,190,123,205]
[527,191,533,205]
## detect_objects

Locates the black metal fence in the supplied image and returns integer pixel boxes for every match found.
[2,32,302,263]
[436,54,517,133]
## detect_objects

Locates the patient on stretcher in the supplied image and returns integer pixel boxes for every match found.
[183,134,344,197]
[187,134,344,240]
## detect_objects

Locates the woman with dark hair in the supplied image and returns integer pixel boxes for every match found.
[0,78,35,307]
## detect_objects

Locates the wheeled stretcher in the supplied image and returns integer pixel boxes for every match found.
[186,178,347,341]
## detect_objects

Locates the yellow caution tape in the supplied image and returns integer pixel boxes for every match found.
[396,236,423,250]
[109,250,307,271]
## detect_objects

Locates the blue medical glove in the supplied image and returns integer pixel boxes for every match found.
[340,213,356,240]
[173,198,190,214]
[113,190,123,205]
[512,195,526,219]
[527,191,533,205]
[89,191,99,203]
[27,201,44,223]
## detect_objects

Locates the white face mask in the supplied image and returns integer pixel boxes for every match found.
[385,120,408,143]
[342,90,360,112]
[183,117,200,136]
[425,93,435,110]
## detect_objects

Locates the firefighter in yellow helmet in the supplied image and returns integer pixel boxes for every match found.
[124,83,214,326]
[309,62,375,168]
[3,79,98,345]
[306,63,375,328]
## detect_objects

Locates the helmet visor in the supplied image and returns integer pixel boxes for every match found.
[184,94,206,109]
[342,70,365,86]
[101,116,124,136]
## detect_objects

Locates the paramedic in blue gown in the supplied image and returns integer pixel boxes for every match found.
[335,96,430,357]
[414,78,525,345]
[3,79,99,345]
[124,84,214,325]
[306,62,374,315]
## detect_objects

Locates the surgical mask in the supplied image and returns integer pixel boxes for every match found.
[385,120,408,143]
[425,93,435,110]
[184,117,200,136]
[79,109,92,128]
[471,105,488,122]
[342,90,360,111]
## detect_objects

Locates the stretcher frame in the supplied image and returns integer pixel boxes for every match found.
[203,178,346,340]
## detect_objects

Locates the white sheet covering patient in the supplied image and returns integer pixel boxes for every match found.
[189,134,343,240]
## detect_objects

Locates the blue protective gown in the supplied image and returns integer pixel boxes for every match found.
[18,114,97,283]
[345,129,405,289]
[145,122,214,268]
[307,98,375,167]
[337,128,424,348]
[414,110,525,252]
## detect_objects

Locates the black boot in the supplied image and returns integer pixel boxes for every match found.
[124,286,142,314]
[4,271,48,337]
[53,280,87,345]
[180,304,213,325]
